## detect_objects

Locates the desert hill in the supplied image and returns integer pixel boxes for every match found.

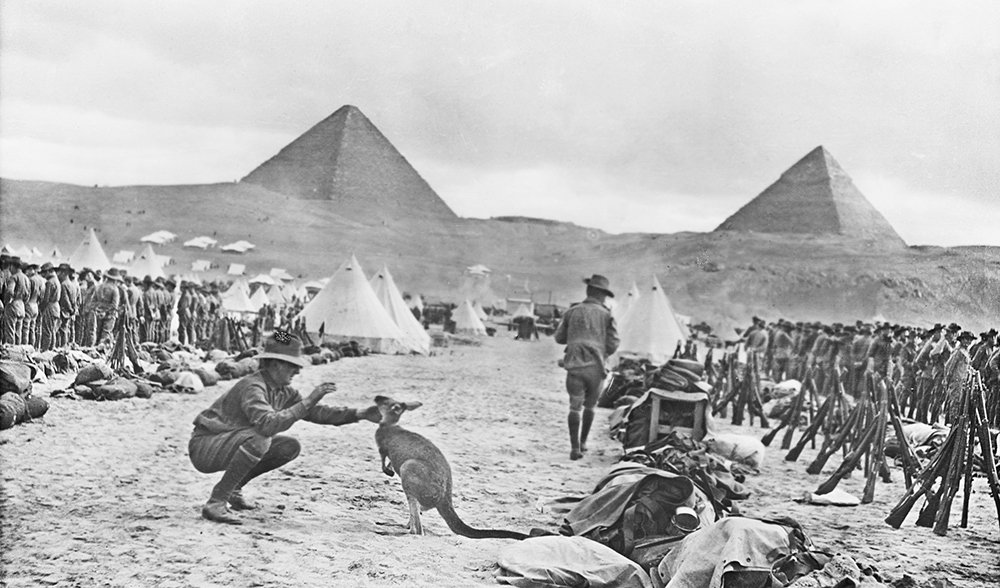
[2,106,999,333]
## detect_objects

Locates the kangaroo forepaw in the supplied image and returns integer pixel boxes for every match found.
[382,466,395,476]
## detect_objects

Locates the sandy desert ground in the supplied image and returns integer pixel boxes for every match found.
[2,332,999,587]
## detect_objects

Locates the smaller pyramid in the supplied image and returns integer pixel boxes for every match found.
[68,228,112,272]
[715,146,905,246]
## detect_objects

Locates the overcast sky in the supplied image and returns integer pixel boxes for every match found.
[2,1,998,246]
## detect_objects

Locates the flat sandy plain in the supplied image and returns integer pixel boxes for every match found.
[2,333,998,587]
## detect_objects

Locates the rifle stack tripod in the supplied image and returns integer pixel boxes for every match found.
[885,372,1000,536]
[759,358,1000,534]
[712,350,769,428]
[765,361,920,503]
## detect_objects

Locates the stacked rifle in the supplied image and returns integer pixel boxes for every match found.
[807,372,918,503]
[761,365,820,450]
[107,314,142,375]
[770,360,921,503]
[885,372,1000,535]
[712,351,769,428]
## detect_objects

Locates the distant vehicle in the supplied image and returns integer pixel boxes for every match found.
[532,304,566,336]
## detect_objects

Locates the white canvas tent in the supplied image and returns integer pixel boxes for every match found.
[472,300,489,321]
[221,240,255,253]
[612,281,641,322]
[302,280,324,292]
[281,282,299,301]
[113,250,135,265]
[614,276,687,366]
[140,230,176,245]
[26,247,45,263]
[68,228,112,271]
[231,277,252,295]
[129,244,166,280]
[267,285,289,305]
[297,255,413,354]
[227,263,246,276]
[249,287,270,311]
[406,294,424,312]
[183,236,217,249]
[220,282,257,314]
[453,299,488,336]
[269,268,295,281]
[511,303,534,319]
[249,273,277,286]
[370,265,431,355]
[191,259,212,272]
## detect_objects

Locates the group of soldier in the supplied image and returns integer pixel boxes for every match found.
[739,316,1000,426]
[0,253,231,351]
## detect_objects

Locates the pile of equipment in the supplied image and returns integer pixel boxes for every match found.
[0,355,50,430]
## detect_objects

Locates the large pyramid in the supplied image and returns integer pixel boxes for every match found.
[241,105,457,223]
[715,146,905,247]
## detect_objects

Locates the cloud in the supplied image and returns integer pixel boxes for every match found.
[1,0,998,245]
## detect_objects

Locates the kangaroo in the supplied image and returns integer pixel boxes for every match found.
[373,395,527,540]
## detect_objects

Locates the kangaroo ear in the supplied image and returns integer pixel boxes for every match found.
[403,401,423,411]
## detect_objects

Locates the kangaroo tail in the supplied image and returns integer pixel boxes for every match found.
[437,498,527,540]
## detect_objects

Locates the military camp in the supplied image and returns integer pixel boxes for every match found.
[2,3,999,588]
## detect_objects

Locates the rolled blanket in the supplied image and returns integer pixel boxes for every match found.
[0,392,28,429]
[94,379,138,401]
[191,367,219,387]
[24,395,49,419]
[667,358,704,377]
[663,365,702,385]
[74,362,114,387]
[652,369,688,391]
[0,360,34,395]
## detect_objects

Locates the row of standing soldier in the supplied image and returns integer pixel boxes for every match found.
[740,316,999,427]
[0,254,229,351]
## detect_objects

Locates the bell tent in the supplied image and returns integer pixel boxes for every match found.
[249,273,277,286]
[511,303,534,319]
[68,228,112,271]
[249,287,270,311]
[221,281,257,314]
[614,276,687,365]
[453,299,488,336]
[129,244,166,280]
[472,300,489,321]
[267,285,289,306]
[297,255,415,354]
[612,281,641,322]
[369,265,431,355]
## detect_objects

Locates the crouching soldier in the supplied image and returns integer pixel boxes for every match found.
[188,330,381,525]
